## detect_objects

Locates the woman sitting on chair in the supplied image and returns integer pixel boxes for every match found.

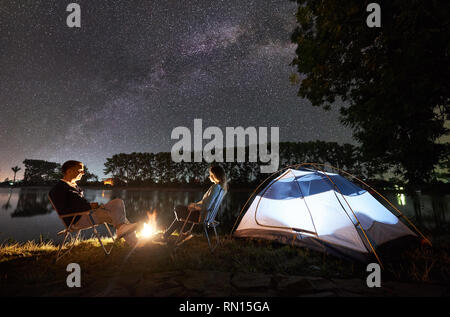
[162,165,228,242]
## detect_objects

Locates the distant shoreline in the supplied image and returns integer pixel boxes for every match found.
[0,184,255,192]
[1,181,449,194]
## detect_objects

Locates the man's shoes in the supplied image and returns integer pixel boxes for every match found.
[123,231,139,247]
[124,231,148,248]
[116,223,139,240]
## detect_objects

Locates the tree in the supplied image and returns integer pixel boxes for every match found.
[290,0,449,187]
[433,142,450,183]
[22,159,61,185]
[78,165,99,185]
[11,166,21,183]
[104,154,128,183]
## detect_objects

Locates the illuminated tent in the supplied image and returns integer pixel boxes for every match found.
[233,167,422,263]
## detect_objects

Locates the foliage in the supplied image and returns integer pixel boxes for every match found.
[290,0,450,186]
[22,159,61,185]
[78,165,99,185]
[11,166,21,183]
[14,140,448,187]
[20,159,99,186]
[432,143,450,183]
[102,141,367,186]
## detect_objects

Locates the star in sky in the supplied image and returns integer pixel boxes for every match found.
[0,0,353,180]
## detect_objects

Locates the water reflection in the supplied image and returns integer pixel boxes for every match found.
[385,192,449,233]
[11,190,53,218]
[2,189,13,210]
[396,193,406,206]
[429,195,447,231]
[0,187,448,243]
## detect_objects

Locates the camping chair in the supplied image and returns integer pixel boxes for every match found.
[48,195,115,262]
[174,188,226,252]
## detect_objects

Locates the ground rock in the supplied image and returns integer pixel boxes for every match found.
[275,276,315,296]
[231,272,273,290]
[135,271,183,296]
[179,270,232,296]
[305,276,336,291]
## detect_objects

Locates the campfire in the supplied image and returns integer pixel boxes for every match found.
[137,209,160,239]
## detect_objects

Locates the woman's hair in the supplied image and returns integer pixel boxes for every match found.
[209,165,228,191]
[62,160,83,175]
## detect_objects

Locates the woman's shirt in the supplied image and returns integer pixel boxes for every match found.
[196,183,224,220]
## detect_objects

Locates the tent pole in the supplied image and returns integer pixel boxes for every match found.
[230,162,320,236]
[309,163,384,269]
[288,169,319,236]
[310,163,431,246]
[229,167,293,236]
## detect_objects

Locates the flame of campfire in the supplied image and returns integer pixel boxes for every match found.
[138,209,159,238]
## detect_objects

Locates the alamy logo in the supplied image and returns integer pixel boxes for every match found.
[366,3,381,28]
[366,263,381,288]
[66,263,81,288]
[171,119,279,173]
[66,3,81,28]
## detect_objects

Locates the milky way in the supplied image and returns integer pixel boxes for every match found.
[0,0,354,180]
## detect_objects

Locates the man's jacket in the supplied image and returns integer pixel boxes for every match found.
[49,180,92,226]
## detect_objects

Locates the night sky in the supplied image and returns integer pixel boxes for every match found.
[0,0,354,181]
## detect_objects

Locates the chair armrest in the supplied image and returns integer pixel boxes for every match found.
[59,210,93,218]
[205,220,219,227]
[178,217,200,224]
[178,208,201,223]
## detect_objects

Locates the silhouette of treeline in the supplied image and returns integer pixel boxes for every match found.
[20,159,98,186]
[13,142,365,187]
[103,141,374,186]
[9,141,449,190]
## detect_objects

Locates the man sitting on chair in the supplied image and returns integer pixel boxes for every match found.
[49,160,139,246]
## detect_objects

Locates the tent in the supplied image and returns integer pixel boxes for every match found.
[233,165,426,264]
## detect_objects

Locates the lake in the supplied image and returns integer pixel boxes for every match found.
[0,187,448,243]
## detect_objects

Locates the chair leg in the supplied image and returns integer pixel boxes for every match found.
[104,223,115,242]
[56,230,80,262]
[178,220,189,237]
[103,223,114,254]
[175,222,196,246]
[167,217,178,232]
[92,225,113,255]
[174,207,196,246]
[212,226,220,252]
[67,230,81,252]
[56,231,70,262]
[204,225,212,251]
[204,224,220,253]
[56,224,115,261]
[188,222,195,233]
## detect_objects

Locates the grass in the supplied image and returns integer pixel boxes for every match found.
[0,233,449,296]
